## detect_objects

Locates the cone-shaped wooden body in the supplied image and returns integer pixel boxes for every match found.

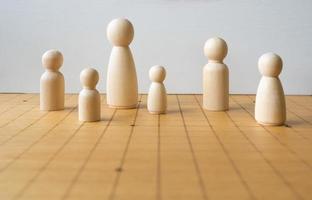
[255,53,286,126]
[106,18,138,109]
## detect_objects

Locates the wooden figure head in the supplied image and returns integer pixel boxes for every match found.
[107,18,134,46]
[204,37,228,62]
[42,49,63,71]
[258,52,283,77]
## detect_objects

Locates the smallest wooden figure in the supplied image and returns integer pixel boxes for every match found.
[147,65,167,114]
[255,53,286,126]
[79,68,101,122]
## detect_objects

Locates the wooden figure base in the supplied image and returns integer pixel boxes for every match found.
[149,111,166,115]
[203,106,229,112]
[256,120,284,126]
[0,94,311,200]
[108,104,137,109]
[79,118,101,122]
[40,107,65,112]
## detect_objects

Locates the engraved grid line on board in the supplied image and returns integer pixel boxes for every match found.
[193,95,256,200]
[0,94,21,103]
[0,94,33,104]
[0,96,38,127]
[111,95,158,199]
[55,97,139,199]
[0,94,69,129]
[61,108,117,199]
[159,95,203,200]
[0,95,75,146]
[108,95,142,200]
[227,96,304,200]
[0,94,311,200]
[12,122,85,200]
[250,95,312,142]
[253,95,312,128]
[0,97,77,172]
[176,95,209,200]
[231,95,312,199]
[233,95,312,165]
[0,94,34,115]
[236,94,312,147]
[0,110,49,145]
[285,97,312,125]
[287,97,312,111]
[278,103,312,141]
[156,114,161,200]
[243,95,312,170]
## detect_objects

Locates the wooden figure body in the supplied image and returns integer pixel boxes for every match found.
[147,65,167,114]
[79,68,101,122]
[255,53,286,126]
[40,50,64,111]
[106,18,138,109]
[203,37,229,111]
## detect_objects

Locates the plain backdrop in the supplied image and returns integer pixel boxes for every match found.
[0,0,311,94]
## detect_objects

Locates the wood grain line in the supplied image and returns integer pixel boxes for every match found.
[176,95,209,200]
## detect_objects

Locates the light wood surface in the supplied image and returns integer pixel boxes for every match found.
[0,94,311,200]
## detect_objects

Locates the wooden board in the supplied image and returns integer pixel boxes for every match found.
[0,94,312,200]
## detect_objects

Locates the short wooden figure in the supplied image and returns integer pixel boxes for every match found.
[203,37,229,111]
[106,18,138,109]
[40,49,64,111]
[147,65,167,114]
[255,53,286,126]
[79,68,101,122]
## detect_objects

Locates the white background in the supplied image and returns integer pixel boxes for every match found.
[0,0,311,94]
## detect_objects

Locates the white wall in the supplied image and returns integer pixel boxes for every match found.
[0,0,311,94]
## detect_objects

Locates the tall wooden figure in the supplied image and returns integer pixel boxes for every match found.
[40,49,64,111]
[203,37,229,111]
[255,53,286,126]
[106,18,138,109]
[147,65,167,114]
[79,68,101,122]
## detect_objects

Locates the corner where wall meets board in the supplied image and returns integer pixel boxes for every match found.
[0,0,311,95]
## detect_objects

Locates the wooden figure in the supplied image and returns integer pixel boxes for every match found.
[255,53,286,126]
[79,68,101,122]
[203,37,229,111]
[147,65,167,114]
[106,18,138,109]
[40,49,64,111]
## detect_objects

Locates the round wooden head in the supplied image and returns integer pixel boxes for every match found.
[258,52,283,77]
[204,37,228,62]
[42,49,63,71]
[107,18,134,46]
[149,65,166,83]
[80,68,99,89]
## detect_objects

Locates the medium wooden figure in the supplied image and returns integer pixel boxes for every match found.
[203,37,229,111]
[255,53,286,126]
[106,18,138,109]
[79,68,101,122]
[147,65,167,114]
[40,49,64,111]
